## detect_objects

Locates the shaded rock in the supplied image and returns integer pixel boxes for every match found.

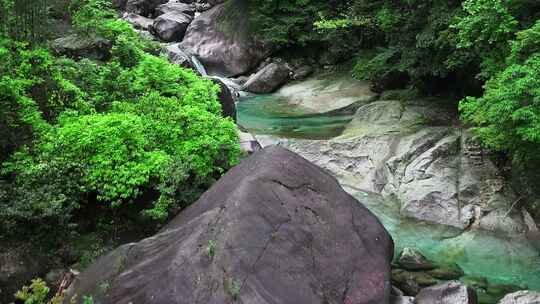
[397,247,436,270]
[63,146,394,304]
[498,290,540,304]
[150,12,192,42]
[392,269,438,296]
[427,263,465,280]
[122,12,153,30]
[50,34,111,60]
[462,275,489,290]
[243,62,291,94]
[416,281,477,304]
[210,77,237,121]
[180,3,272,77]
[292,65,313,80]
[164,43,193,69]
[125,0,168,16]
[154,2,195,17]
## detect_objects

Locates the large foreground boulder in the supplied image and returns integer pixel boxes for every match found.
[64,146,394,304]
[180,3,272,76]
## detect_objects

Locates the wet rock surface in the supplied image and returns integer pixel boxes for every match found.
[416,281,478,304]
[63,146,394,304]
[276,99,526,233]
[498,291,540,304]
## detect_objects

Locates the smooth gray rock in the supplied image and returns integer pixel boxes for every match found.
[238,130,261,154]
[280,99,526,233]
[154,2,195,17]
[243,62,291,94]
[63,146,394,304]
[180,3,272,77]
[50,34,111,60]
[151,12,192,42]
[498,291,540,304]
[416,281,477,304]
[122,12,154,30]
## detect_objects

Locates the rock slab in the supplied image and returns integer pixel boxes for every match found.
[498,291,540,304]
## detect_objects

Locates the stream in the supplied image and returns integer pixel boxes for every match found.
[236,74,540,303]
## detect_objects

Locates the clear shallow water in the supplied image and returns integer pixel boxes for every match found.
[237,88,540,303]
[237,95,354,139]
[348,189,540,298]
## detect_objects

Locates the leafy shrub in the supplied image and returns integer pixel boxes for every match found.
[1,0,240,227]
[460,21,540,163]
[15,278,63,304]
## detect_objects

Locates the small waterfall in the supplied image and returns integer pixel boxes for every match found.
[191,55,208,77]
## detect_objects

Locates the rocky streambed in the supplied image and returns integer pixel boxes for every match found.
[237,74,540,303]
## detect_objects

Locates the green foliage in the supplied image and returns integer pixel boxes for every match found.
[247,0,339,46]
[14,278,63,304]
[1,0,240,228]
[460,22,540,164]
[0,0,49,43]
[452,0,518,79]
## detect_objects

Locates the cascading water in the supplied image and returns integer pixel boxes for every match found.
[190,55,208,77]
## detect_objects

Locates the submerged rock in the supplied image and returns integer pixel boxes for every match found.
[269,73,378,115]
[498,290,540,304]
[63,146,394,304]
[416,281,477,304]
[391,269,438,296]
[243,62,291,94]
[427,263,464,280]
[397,247,436,270]
[180,3,272,77]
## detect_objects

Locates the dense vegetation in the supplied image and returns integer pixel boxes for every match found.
[249,0,540,165]
[0,0,239,236]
